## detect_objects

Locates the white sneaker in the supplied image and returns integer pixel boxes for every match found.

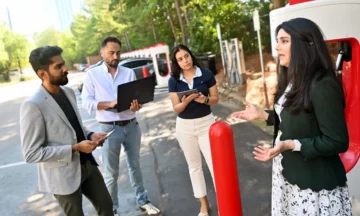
[139,202,160,215]
[198,206,212,216]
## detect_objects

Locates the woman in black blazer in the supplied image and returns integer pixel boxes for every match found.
[233,18,352,215]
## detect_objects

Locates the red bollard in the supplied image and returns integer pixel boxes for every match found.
[289,0,313,5]
[142,66,149,78]
[209,121,242,216]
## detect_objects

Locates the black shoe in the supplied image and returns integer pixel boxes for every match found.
[113,209,119,216]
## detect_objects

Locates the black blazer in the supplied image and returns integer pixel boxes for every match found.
[266,74,349,192]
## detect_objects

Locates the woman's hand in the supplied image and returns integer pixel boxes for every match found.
[231,101,266,121]
[194,92,207,104]
[181,93,199,104]
[253,140,295,162]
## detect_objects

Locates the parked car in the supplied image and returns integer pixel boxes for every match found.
[79,64,88,71]
[78,58,169,92]
[120,58,169,80]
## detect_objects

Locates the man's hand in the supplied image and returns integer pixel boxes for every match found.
[130,99,142,111]
[90,132,107,146]
[73,140,99,153]
[109,99,117,108]
[97,99,117,110]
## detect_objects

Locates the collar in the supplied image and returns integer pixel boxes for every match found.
[180,66,202,82]
[101,61,119,73]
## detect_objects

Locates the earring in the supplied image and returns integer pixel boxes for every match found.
[309,42,314,46]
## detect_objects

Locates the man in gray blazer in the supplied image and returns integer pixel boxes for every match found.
[20,46,114,216]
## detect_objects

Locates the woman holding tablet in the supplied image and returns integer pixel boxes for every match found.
[168,44,219,216]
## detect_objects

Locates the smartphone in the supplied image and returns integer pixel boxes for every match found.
[176,89,199,100]
[98,129,116,142]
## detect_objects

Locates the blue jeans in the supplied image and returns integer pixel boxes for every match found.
[100,120,148,211]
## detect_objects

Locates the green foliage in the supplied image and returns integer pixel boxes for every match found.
[185,0,271,55]
[32,27,79,69]
[74,0,271,55]
[33,0,275,68]
[33,27,61,46]
[0,22,30,82]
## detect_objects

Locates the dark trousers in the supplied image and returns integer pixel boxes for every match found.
[54,161,114,216]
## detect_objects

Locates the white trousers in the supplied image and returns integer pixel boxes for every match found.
[175,113,215,198]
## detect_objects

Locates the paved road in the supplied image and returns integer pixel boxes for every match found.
[0,72,273,216]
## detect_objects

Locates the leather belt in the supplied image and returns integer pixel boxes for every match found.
[99,118,136,126]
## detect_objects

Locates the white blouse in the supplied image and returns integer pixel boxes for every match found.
[274,84,302,151]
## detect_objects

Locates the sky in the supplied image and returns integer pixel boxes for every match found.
[0,0,84,37]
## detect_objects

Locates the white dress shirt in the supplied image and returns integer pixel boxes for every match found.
[81,62,137,122]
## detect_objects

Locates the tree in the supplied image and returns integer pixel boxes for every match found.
[166,6,178,45]
[0,22,29,81]
[33,27,78,69]
[33,27,61,47]
[0,40,8,80]
[175,0,187,45]
[272,0,286,9]
[182,0,270,54]
[70,0,128,60]
[41,0,273,67]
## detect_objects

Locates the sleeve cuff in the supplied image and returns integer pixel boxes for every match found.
[293,139,302,151]
[87,132,94,140]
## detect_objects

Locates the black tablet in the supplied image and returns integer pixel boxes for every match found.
[176,89,199,100]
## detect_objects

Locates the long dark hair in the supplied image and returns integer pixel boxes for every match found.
[170,44,202,80]
[274,18,337,114]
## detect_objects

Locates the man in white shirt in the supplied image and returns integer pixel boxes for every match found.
[81,37,160,215]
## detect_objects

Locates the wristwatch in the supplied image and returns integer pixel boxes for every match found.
[204,96,209,104]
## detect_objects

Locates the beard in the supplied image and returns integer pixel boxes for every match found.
[49,72,68,86]
[105,59,120,68]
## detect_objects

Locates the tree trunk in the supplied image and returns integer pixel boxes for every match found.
[175,0,187,46]
[151,16,158,44]
[124,32,131,51]
[166,7,177,46]
[272,0,286,9]
[182,0,193,41]
[183,0,191,25]
[4,61,11,82]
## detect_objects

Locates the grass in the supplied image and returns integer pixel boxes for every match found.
[0,75,37,87]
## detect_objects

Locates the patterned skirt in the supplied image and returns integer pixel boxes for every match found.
[272,154,352,216]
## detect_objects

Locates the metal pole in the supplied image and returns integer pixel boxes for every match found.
[6,7,13,30]
[217,23,226,76]
[254,8,269,109]
[257,30,265,76]
[257,30,269,108]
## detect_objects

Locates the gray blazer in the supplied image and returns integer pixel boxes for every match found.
[20,85,92,195]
